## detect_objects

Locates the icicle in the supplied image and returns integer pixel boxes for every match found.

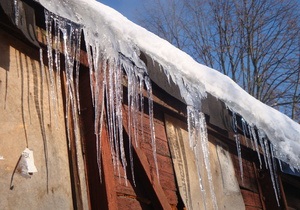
[232,112,243,182]
[199,112,218,210]
[74,27,82,114]
[247,125,256,150]
[53,17,62,114]
[234,134,243,182]
[115,61,126,184]
[95,99,105,183]
[105,59,121,180]
[250,127,263,168]
[278,159,283,172]
[241,118,249,148]
[257,130,268,169]
[145,76,159,181]
[270,144,281,199]
[45,10,58,123]
[187,106,218,210]
[264,139,280,206]
[139,77,145,142]
[14,0,19,26]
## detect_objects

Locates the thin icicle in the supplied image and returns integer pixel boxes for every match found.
[145,76,159,181]
[232,112,243,182]
[115,61,126,184]
[248,125,256,150]
[105,60,120,179]
[96,99,105,183]
[278,159,283,172]
[14,0,19,26]
[74,27,82,114]
[257,130,268,169]
[139,78,145,142]
[53,18,62,114]
[250,126,263,168]
[270,144,281,199]
[45,10,58,123]
[264,139,280,206]
[241,118,249,148]
[199,112,218,210]
[234,134,243,182]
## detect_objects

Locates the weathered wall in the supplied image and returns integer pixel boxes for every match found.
[0,29,74,209]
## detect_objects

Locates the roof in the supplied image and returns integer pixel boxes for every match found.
[34,0,300,169]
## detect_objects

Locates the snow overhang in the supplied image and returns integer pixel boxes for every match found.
[14,0,300,170]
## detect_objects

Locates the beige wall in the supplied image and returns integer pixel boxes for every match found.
[0,30,74,210]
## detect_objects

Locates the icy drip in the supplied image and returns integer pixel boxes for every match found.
[90,47,106,181]
[85,37,158,183]
[247,125,256,151]
[14,0,19,26]
[232,112,243,182]
[45,10,58,123]
[123,62,138,184]
[53,17,62,114]
[264,139,280,206]
[106,60,126,183]
[145,76,159,180]
[250,127,263,168]
[257,130,268,169]
[270,144,281,199]
[187,106,218,210]
[44,10,82,155]
[123,60,159,182]
[139,78,145,142]
[187,106,207,210]
[241,118,249,148]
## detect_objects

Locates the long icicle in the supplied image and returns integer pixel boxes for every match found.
[199,112,218,210]
[232,112,243,182]
[264,138,280,206]
[250,126,263,168]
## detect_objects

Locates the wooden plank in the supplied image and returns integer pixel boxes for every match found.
[122,106,173,210]
[164,189,178,205]
[240,189,263,208]
[62,72,84,210]
[231,153,259,193]
[253,163,266,210]
[140,135,170,157]
[117,196,144,210]
[101,126,119,210]
[144,151,175,175]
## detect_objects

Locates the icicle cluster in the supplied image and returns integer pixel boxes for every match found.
[44,10,82,147]
[86,47,158,184]
[236,115,281,206]
[43,9,159,185]
[187,106,218,210]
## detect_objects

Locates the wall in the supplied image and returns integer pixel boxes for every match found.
[0,29,74,210]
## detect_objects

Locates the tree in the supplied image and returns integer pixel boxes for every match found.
[137,0,300,122]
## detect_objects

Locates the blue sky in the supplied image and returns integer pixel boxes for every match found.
[97,0,142,22]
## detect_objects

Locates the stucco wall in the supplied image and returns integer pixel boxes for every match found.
[0,29,74,209]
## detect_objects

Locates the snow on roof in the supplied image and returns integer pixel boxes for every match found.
[35,0,300,169]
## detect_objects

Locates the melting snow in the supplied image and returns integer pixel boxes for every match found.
[34,0,300,170]
[29,0,300,208]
